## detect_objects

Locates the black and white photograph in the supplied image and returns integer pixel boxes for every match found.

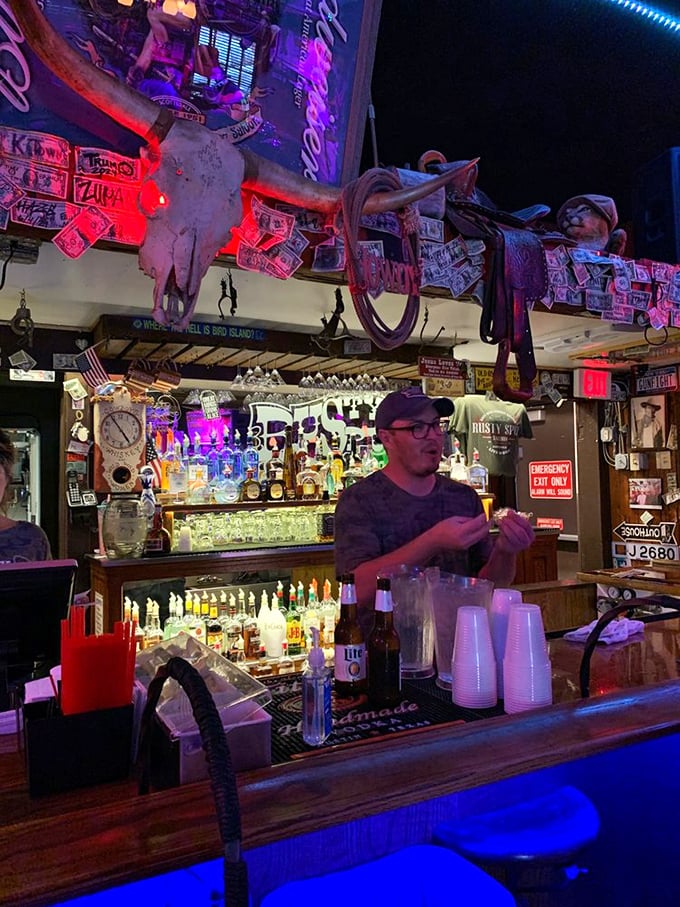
[630,396,667,450]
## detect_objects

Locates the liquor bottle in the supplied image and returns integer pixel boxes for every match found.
[449,438,468,483]
[200,593,211,640]
[263,591,286,657]
[282,425,298,500]
[139,465,157,520]
[224,596,243,662]
[267,445,286,501]
[257,589,270,637]
[131,600,144,651]
[302,582,320,652]
[163,594,179,639]
[166,440,188,500]
[206,599,224,654]
[243,593,260,659]
[330,433,345,492]
[372,437,388,469]
[187,433,209,503]
[235,587,248,631]
[320,578,337,648]
[333,573,367,698]
[296,455,322,500]
[277,642,295,675]
[230,431,245,485]
[206,428,222,483]
[244,429,260,476]
[467,448,489,493]
[143,599,163,648]
[302,627,333,746]
[144,504,171,556]
[258,463,270,501]
[286,583,303,656]
[367,577,401,706]
[240,467,262,502]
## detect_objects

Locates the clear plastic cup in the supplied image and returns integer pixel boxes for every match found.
[489,588,523,698]
[503,604,549,664]
[503,604,552,712]
[451,606,497,709]
[427,570,493,690]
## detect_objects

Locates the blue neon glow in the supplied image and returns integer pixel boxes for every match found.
[602,0,680,30]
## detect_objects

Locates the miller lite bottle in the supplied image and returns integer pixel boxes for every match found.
[333,573,367,698]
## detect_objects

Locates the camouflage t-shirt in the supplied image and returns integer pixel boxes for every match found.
[0,521,52,564]
[334,471,491,581]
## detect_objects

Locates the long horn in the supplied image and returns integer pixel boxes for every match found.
[10,0,165,141]
[242,150,479,215]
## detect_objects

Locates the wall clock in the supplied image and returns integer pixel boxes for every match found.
[93,387,147,493]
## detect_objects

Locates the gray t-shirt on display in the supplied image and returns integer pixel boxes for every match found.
[0,521,52,563]
[334,471,492,580]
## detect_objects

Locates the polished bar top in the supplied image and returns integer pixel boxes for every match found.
[2,620,680,907]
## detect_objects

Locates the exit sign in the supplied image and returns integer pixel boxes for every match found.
[574,368,612,400]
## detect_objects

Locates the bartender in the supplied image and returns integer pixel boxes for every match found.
[334,388,533,621]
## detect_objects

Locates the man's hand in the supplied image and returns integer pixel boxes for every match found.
[432,512,491,552]
[494,509,535,554]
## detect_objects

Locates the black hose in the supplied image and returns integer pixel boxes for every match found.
[138,656,248,907]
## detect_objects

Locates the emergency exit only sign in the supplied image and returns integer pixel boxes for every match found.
[528,460,573,499]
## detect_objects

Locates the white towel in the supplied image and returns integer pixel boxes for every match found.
[563,617,645,645]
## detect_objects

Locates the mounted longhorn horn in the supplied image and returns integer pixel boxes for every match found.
[11,1,473,330]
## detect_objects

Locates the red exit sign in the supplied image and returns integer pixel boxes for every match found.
[574,368,612,400]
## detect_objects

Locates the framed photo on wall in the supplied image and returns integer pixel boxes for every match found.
[628,477,663,510]
[630,395,666,450]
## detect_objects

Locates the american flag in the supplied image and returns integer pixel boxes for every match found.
[74,346,110,390]
[145,434,163,488]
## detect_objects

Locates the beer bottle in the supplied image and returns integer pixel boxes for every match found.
[367,577,401,706]
[333,573,367,698]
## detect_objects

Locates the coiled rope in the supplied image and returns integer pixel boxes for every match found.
[341,168,422,350]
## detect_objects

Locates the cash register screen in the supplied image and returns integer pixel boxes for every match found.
[0,559,77,710]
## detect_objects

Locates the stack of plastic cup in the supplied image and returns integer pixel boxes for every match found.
[489,588,523,699]
[503,604,552,714]
[451,606,497,709]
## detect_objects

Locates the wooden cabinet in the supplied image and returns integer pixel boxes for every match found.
[512,529,559,584]
[88,544,335,633]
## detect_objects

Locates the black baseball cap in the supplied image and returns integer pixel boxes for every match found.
[375,387,454,431]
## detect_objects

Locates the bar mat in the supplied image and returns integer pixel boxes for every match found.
[260,674,505,764]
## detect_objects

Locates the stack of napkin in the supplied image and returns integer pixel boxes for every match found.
[564,617,645,645]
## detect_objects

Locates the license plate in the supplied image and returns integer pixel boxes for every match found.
[625,542,680,562]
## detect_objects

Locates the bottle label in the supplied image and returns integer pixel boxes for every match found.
[334,643,366,682]
[301,477,316,497]
[243,481,260,500]
[270,482,284,500]
[144,538,164,553]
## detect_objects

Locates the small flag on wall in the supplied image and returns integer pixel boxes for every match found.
[145,433,163,488]
[74,346,110,389]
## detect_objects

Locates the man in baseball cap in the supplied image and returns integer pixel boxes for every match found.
[335,387,534,623]
[374,386,454,431]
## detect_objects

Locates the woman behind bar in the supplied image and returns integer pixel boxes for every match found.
[0,428,51,563]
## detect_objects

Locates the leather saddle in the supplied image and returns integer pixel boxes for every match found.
[446,201,549,404]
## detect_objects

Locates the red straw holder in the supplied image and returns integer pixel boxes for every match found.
[60,606,136,716]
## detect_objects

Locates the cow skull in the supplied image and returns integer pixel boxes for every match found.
[11,1,470,332]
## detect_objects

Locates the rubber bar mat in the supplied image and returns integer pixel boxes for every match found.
[260,674,505,764]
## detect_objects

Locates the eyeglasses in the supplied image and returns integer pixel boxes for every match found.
[386,419,449,439]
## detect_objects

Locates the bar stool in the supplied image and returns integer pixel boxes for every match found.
[260,844,516,906]
[433,786,600,905]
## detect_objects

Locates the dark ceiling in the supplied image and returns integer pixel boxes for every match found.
[362,0,680,228]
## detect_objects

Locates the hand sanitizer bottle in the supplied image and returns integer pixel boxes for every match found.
[302,626,333,746]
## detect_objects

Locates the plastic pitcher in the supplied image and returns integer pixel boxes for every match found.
[386,566,435,679]
[425,568,494,690]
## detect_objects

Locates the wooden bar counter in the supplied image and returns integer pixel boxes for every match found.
[3,611,680,907]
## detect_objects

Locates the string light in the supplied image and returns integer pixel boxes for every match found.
[602,0,680,31]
